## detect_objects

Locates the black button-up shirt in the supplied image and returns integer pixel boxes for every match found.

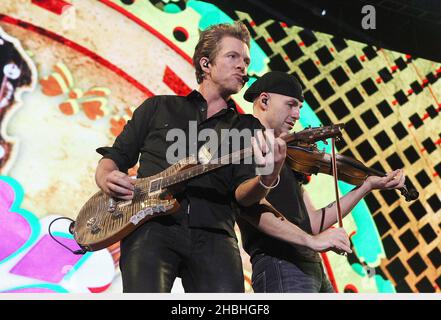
[97,90,263,238]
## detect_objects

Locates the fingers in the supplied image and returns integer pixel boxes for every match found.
[252,130,286,177]
[333,228,352,254]
[108,182,133,196]
[105,170,135,199]
[274,137,287,161]
[251,137,266,167]
[369,169,406,190]
[108,191,134,201]
[395,169,405,188]
[334,241,352,255]
[383,170,397,185]
[313,228,352,254]
[387,170,403,188]
[398,170,406,188]
[263,129,275,153]
[253,130,274,168]
[384,169,405,189]
[326,228,352,254]
[331,242,351,255]
[108,171,135,190]
[256,130,269,154]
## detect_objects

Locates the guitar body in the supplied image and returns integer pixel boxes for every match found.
[73,156,197,251]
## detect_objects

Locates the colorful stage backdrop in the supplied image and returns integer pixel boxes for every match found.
[0,0,440,293]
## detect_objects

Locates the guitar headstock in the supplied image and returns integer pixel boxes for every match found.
[286,123,345,145]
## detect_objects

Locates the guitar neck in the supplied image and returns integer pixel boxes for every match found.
[161,147,254,188]
[160,130,322,188]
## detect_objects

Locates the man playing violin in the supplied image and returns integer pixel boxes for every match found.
[237,71,406,293]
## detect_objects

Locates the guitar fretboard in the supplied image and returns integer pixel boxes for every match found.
[161,147,253,188]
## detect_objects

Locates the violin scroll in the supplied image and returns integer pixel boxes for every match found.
[400,185,419,202]
[284,125,419,203]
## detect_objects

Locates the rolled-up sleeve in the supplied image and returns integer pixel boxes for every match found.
[96,98,157,173]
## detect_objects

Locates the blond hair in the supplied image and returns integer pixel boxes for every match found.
[193,21,251,84]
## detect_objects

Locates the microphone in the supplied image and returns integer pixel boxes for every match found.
[242,75,249,83]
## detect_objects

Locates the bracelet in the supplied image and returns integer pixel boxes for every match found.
[259,175,280,190]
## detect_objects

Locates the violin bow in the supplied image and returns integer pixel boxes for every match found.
[331,138,347,256]
[330,138,343,228]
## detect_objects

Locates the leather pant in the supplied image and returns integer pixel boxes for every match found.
[119,218,244,293]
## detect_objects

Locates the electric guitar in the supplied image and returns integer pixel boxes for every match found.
[72,124,344,252]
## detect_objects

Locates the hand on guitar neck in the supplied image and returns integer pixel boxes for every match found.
[96,158,136,200]
[235,130,287,207]
[251,129,286,186]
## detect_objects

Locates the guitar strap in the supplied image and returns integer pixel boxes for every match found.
[198,109,240,164]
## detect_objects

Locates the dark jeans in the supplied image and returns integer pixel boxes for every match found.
[251,254,335,293]
[119,218,244,293]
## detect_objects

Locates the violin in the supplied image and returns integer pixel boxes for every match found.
[284,124,417,257]
[285,142,419,202]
